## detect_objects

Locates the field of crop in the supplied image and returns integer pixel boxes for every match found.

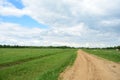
[0,48,77,80]
[83,49,120,62]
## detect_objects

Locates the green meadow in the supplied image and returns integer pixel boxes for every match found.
[0,48,77,80]
[0,48,120,80]
[83,49,120,62]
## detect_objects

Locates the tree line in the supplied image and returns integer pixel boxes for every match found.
[0,44,120,50]
[0,45,75,49]
[80,46,120,50]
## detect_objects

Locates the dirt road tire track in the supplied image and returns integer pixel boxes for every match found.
[60,50,120,80]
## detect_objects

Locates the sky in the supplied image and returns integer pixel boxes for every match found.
[0,0,120,47]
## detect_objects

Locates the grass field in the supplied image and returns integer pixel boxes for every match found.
[0,48,77,80]
[1,48,119,80]
[83,49,120,62]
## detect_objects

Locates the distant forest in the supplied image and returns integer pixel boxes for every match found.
[0,44,120,49]
[81,46,120,50]
[0,45,75,49]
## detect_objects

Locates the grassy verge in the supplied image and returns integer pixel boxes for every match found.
[0,49,77,80]
[37,51,76,80]
[83,49,120,62]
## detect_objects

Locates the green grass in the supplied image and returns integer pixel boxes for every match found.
[0,48,77,80]
[83,49,120,62]
[0,48,67,64]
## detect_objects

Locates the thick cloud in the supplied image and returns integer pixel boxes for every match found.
[0,22,119,47]
[0,0,120,47]
[21,0,120,27]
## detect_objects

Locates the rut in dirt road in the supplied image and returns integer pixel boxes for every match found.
[60,50,120,80]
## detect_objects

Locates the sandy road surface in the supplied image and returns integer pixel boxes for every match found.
[60,50,120,80]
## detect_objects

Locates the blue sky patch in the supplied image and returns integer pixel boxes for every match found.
[0,15,48,28]
[7,0,24,9]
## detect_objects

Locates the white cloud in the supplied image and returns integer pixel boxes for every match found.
[0,22,44,45]
[0,0,27,16]
[20,0,120,27]
[100,19,120,26]
[98,19,120,34]
[49,23,88,37]
[0,22,87,46]
[0,6,25,16]
[0,22,119,47]
[0,0,120,47]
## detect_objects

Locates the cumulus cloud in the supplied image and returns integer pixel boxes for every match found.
[21,0,120,27]
[0,0,27,16]
[0,22,119,47]
[0,0,120,47]
[100,19,120,26]
[97,19,120,34]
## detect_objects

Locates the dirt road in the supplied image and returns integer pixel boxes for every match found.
[60,50,120,80]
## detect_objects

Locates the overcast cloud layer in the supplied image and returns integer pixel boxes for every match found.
[0,0,120,47]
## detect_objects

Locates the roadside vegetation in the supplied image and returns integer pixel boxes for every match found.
[83,49,120,62]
